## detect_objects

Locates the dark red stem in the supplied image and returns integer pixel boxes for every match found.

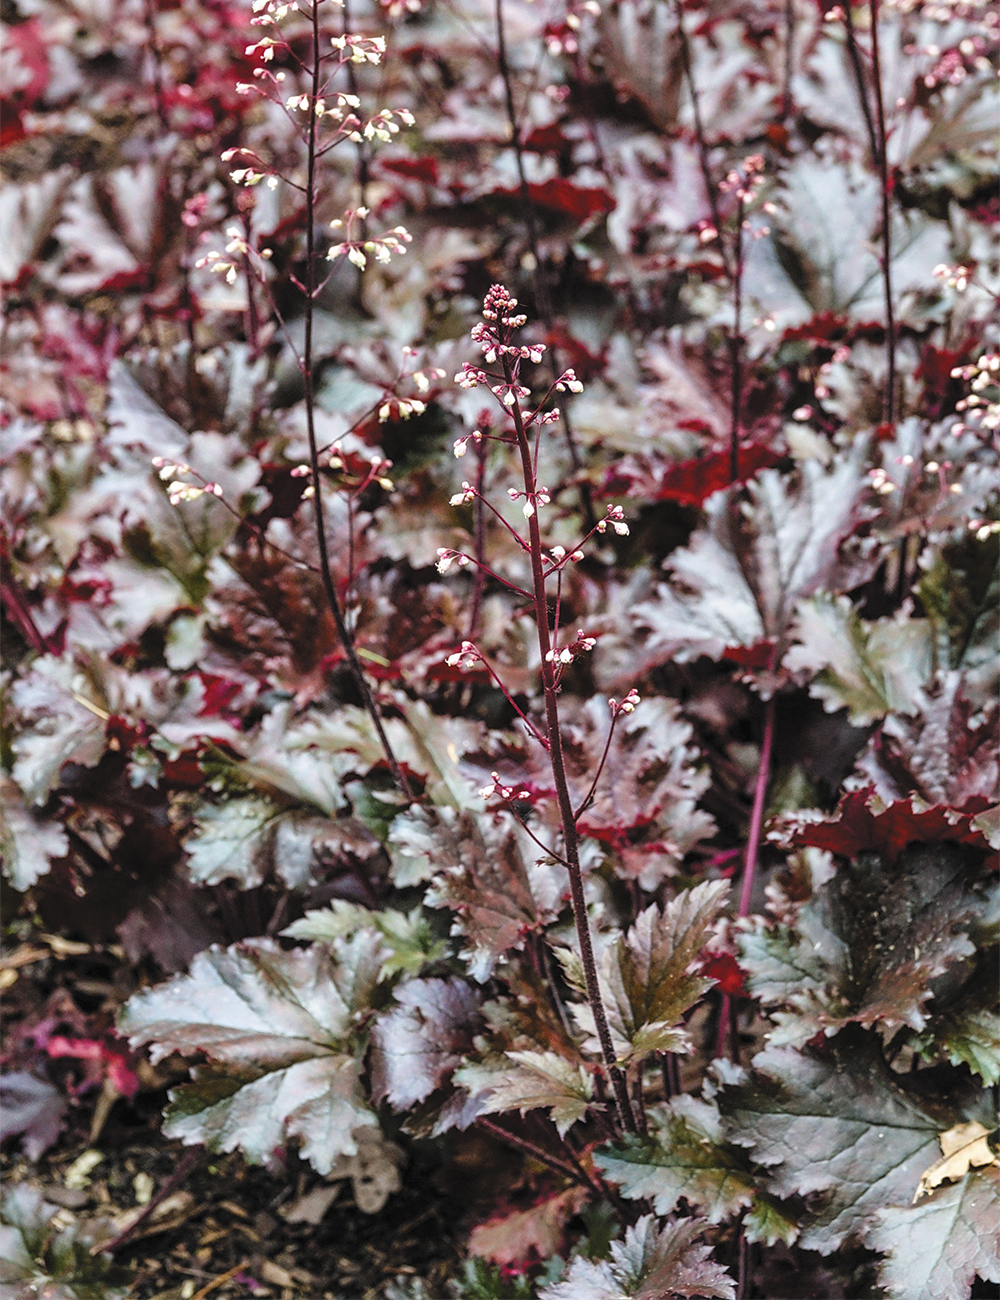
[494,0,596,530]
[504,358,637,1134]
[869,0,896,428]
[302,1,413,799]
[729,196,745,483]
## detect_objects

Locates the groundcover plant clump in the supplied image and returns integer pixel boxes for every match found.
[0,0,998,1294]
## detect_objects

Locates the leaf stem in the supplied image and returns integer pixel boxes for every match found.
[476,1117,586,1184]
[842,4,881,166]
[843,2,895,427]
[572,712,620,821]
[738,694,775,919]
[781,0,795,122]
[718,693,776,1063]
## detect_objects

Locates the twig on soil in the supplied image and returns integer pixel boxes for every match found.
[190,1261,250,1300]
[97,1147,203,1255]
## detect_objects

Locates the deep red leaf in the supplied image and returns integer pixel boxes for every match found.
[700,951,747,997]
[772,790,996,863]
[655,444,785,507]
[488,178,615,223]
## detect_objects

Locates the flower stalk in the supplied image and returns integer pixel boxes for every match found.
[450,286,638,1133]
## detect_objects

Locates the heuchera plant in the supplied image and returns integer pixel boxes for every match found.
[1,0,998,1292]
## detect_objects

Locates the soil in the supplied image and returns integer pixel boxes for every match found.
[0,934,518,1300]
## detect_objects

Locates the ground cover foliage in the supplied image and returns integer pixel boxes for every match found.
[0,0,998,1292]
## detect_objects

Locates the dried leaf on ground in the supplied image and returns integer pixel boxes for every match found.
[914,1121,999,1201]
[326,1127,405,1214]
[468,1187,587,1267]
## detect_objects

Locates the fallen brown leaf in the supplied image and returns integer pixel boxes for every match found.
[914,1120,999,1201]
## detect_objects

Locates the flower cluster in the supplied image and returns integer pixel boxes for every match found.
[363,107,415,142]
[868,466,897,496]
[544,628,597,666]
[195,226,273,284]
[450,482,477,506]
[470,321,545,366]
[454,362,531,406]
[478,771,532,802]
[325,443,395,492]
[719,153,765,202]
[609,688,641,717]
[950,353,1000,436]
[933,263,972,292]
[596,504,630,536]
[544,545,585,572]
[445,640,480,670]
[453,430,484,458]
[507,486,550,518]
[919,33,995,89]
[543,0,600,55]
[151,459,224,507]
[436,548,471,575]
[328,209,412,269]
[331,33,386,64]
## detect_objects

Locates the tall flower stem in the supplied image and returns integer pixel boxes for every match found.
[468,435,488,637]
[504,358,637,1134]
[868,0,896,429]
[674,0,746,481]
[781,0,795,122]
[843,2,895,428]
[728,196,745,483]
[842,5,881,165]
[674,0,729,277]
[302,1,413,800]
[494,0,597,531]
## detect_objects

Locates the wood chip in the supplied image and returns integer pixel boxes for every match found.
[0,946,50,971]
[216,1199,251,1220]
[260,1260,296,1288]
[108,1190,197,1242]
[189,1262,248,1300]
[280,1183,340,1225]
